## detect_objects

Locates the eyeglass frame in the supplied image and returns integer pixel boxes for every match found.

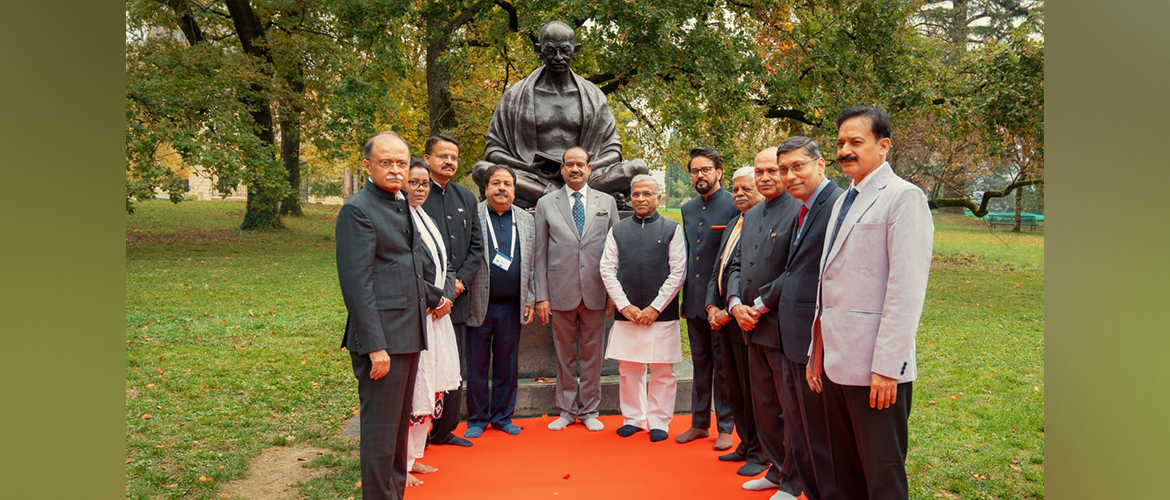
[777,157,820,177]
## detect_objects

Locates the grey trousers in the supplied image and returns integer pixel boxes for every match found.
[550,302,607,421]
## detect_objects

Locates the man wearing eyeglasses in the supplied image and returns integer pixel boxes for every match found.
[677,147,738,452]
[336,131,445,500]
[421,134,485,449]
[771,136,844,500]
[726,147,803,500]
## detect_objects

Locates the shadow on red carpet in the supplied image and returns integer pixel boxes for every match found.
[405,414,804,500]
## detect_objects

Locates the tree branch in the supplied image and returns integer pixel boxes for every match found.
[761,106,820,127]
[928,178,1043,216]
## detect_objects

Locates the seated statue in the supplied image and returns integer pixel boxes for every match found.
[472,20,647,210]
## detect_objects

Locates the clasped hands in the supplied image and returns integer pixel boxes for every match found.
[427,297,453,320]
[730,304,761,330]
[619,304,660,326]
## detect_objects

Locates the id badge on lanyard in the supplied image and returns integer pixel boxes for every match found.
[488,208,516,272]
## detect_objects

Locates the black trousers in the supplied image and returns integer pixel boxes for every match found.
[351,350,420,500]
[685,317,734,433]
[779,356,836,500]
[747,342,800,495]
[821,376,913,500]
[716,323,766,465]
[428,321,466,443]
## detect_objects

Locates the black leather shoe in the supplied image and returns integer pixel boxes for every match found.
[737,462,769,477]
[719,450,747,462]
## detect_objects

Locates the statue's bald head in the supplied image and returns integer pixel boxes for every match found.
[536,21,580,74]
[539,21,575,44]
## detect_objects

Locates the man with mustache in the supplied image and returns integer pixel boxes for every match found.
[336,131,447,500]
[705,166,769,477]
[771,136,844,500]
[421,134,484,449]
[463,165,536,438]
[677,147,737,451]
[600,175,686,442]
[807,106,933,500]
[726,147,803,499]
[534,146,620,432]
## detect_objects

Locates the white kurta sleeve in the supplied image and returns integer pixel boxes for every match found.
[649,225,687,313]
[599,228,631,309]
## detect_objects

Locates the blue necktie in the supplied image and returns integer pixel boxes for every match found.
[825,188,859,253]
[572,192,585,237]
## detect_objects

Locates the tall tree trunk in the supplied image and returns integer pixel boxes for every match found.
[426,25,455,136]
[226,0,282,230]
[280,60,306,217]
[1013,183,1023,232]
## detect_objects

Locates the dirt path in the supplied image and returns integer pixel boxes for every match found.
[219,445,333,500]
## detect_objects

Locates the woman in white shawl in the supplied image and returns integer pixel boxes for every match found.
[404,163,462,487]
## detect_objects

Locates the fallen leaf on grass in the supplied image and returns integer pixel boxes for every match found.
[297,457,308,461]
[126,458,133,464]
[354,480,362,489]
[311,382,321,387]
[199,475,215,482]
[248,309,256,317]
[141,413,153,419]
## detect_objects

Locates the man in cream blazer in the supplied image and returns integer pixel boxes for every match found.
[808,106,933,500]
[534,147,620,432]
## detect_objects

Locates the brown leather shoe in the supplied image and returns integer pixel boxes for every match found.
[674,427,710,443]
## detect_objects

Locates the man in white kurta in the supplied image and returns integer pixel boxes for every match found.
[600,175,686,442]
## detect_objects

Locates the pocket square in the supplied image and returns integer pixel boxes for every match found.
[595,210,609,216]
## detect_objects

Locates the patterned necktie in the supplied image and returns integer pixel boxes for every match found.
[572,192,585,237]
[825,188,859,254]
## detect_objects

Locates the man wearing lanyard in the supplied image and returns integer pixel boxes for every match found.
[464,165,537,438]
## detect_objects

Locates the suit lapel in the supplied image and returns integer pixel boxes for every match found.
[825,169,890,267]
[478,203,491,265]
[555,191,579,241]
[581,190,601,238]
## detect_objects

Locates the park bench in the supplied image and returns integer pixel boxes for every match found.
[987,213,1039,231]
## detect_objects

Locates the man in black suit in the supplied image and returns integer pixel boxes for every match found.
[774,137,843,500]
[726,147,803,500]
[421,134,484,448]
[336,131,451,500]
[677,146,738,449]
[705,166,768,476]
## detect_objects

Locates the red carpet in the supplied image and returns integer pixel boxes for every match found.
[405,414,803,500]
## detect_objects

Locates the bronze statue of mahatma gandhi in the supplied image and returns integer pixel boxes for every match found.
[471,21,648,210]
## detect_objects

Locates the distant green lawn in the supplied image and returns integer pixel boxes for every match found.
[127,201,1042,499]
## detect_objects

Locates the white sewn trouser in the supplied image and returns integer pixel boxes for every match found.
[406,417,430,471]
[617,361,677,431]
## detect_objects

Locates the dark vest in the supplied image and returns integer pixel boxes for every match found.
[612,212,681,322]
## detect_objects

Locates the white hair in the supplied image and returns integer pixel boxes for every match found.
[731,166,755,182]
[630,174,662,193]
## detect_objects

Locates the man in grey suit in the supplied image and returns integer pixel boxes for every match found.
[534,146,620,432]
[336,131,450,500]
[773,136,844,500]
[727,147,803,500]
[807,106,933,500]
[421,134,484,448]
[464,165,536,438]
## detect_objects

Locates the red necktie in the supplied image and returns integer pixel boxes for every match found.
[796,205,809,236]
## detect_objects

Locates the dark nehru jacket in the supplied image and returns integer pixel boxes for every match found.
[612,212,680,322]
[680,187,739,318]
[422,180,484,323]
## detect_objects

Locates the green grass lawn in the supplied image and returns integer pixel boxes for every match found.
[127,201,1042,499]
